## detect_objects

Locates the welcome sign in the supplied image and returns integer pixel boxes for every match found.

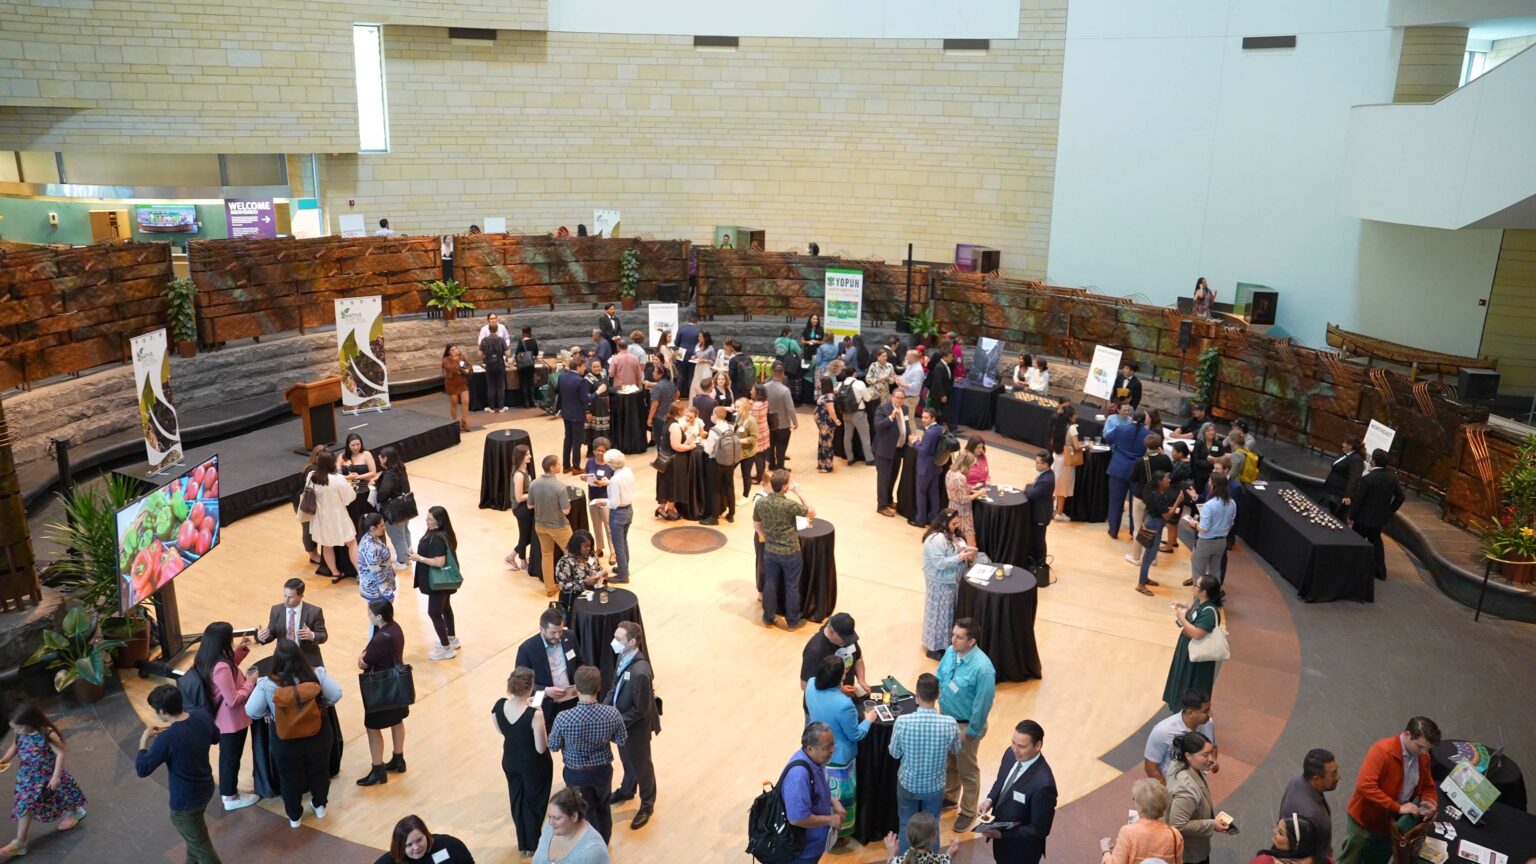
[224,198,276,239]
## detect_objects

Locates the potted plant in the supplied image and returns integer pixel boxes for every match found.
[47,474,150,666]
[25,607,124,704]
[102,606,154,668]
[1479,434,1536,584]
[425,279,474,321]
[166,277,199,358]
[904,308,940,347]
[1194,345,1220,408]
[618,248,640,311]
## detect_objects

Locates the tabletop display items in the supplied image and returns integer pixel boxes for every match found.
[1278,487,1346,530]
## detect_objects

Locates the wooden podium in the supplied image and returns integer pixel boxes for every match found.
[284,376,342,453]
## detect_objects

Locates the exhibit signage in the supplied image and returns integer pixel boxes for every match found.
[338,214,367,238]
[1084,344,1123,402]
[335,296,390,412]
[1363,418,1396,456]
[484,217,507,233]
[824,268,863,336]
[129,329,184,473]
[594,209,621,238]
[224,198,276,239]
[648,303,679,349]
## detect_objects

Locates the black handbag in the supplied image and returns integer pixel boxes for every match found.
[359,664,416,712]
[383,490,418,523]
[1135,525,1158,548]
[651,451,675,473]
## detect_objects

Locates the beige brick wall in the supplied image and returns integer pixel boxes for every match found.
[1486,35,1536,72]
[1393,25,1469,103]
[1481,229,1536,396]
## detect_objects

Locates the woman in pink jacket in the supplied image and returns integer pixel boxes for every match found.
[191,622,260,811]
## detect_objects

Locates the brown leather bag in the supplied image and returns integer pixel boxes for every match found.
[271,681,323,740]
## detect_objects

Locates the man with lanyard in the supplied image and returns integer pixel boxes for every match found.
[606,621,659,830]
[513,607,587,728]
[1339,717,1439,864]
[938,617,996,832]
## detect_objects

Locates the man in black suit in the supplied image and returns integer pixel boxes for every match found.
[872,389,911,517]
[976,719,1057,864]
[606,621,660,830]
[598,303,622,351]
[513,607,588,728]
[255,578,328,668]
[1349,449,1404,583]
[1112,360,1142,409]
[925,343,954,422]
[675,316,700,395]
[1023,452,1055,568]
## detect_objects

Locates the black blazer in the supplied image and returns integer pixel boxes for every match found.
[1349,468,1404,528]
[598,313,622,343]
[1112,373,1142,408]
[1024,470,1055,524]
[985,751,1058,864]
[871,401,911,459]
[514,631,588,724]
[926,360,953,404]
[1323,450,1366,501]
[259,603,328,668]
[605,652,661,735]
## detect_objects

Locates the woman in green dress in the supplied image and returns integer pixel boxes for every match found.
[1162,575,1224,712]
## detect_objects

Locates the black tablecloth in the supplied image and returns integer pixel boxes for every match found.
[469,368,514,411]
[754,518,838,623]
[526,489,591,582]
[956,566,1041,682]
[249,655,344,798]
[896,447,918,521]
[663,449,709,520]
[1432,800,1536,862]
[973,489,1036,570]
[851,687,918,844]
[954,383,1003,430]
[831,404,876,463]
[996,395,1106,448]
[479,428,532,510]
[1239,482,1374,603]
[569,587,647,694]
[1065,446,1112,523]
[1431,741,1527,812]
[609,390,650,455]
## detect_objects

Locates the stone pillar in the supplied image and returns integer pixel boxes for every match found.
[0,398,40,610]
[1393,26,1470,103]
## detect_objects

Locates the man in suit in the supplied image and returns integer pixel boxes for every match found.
[513,607,588,728]
[914,406,946,527]
[1112,360,1142,409]
[598,303,622,351]
[675,316,700,395]
[606,621,659,830]
[872,389,911,517]
[558,356,597,473]
[1349,449,1405,584]
[764,362,798,471]
[925,344,954,424]
[976,720,1058,864]
[1023,452,1055,568]
[255,577,327,668]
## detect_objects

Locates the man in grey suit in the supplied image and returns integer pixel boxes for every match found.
[606,620,660,830]
[255,577,328,667]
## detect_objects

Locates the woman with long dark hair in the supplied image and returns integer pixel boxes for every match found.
[375,814,473,864]
[1,704,87,855]
[357,513,396,631]
[1050,405,1085,520]
[882,810,960,863]
[307,449,360,582]
[689,331,716,400]
[355,599,408,788]
[1251,814,1320,864]
[1187,477,1236,587]
[1167,730,1230,864]
[409,505,460,660]
[1193,276,1215,318]
[374,446,413,569]
[921,508,975,660]
[655,402,693,521]
[296,444,329,566]
[495,668,552,857]
[506,445,534,571]
[245,640,343,828]
[515,326,540,409]
[801,313,824,360]
[815,376,839,473]
[442,344,472,432]
[1162,576,1224,712]
[192,621,259,810]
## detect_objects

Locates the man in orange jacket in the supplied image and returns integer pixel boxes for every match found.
[1338,716,1440,864]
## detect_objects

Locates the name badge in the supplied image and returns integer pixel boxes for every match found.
[566,649,576,660]
[948,681,960,694]
[1013,791,1028,805]
[432,850,450,863]
[623,671,631,681]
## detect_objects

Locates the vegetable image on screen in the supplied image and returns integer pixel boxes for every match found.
[335,296,390,411]
[116,454,221,610]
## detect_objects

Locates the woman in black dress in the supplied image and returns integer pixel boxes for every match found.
[334,433,379,582]
[408,506,459,661]
[356,598,408,788]
[506,445,534,572]
[516,326,540,409]
[494,667,552,857]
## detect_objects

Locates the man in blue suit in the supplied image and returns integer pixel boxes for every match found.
[675,316,700,395]
[1023,452,1055,568]
[913,406,945,528]
[976,719,1057,864]
[558,356,598,473]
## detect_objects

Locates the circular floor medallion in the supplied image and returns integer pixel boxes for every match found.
[651,525,728,554]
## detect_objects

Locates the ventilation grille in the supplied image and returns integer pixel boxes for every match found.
[448,28,497,42]
[943,39,989,51]
[694,35,739,49]
[1242,35,1296,49]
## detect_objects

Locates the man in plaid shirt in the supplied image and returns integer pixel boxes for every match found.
[549,665,628,843]
[888,672,961,852]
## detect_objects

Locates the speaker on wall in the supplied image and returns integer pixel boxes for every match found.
[1178,319,1193,350]
[1457,368,1500,401]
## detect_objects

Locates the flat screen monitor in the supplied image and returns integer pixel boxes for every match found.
[116,454,220,610]
[135,205,199,234]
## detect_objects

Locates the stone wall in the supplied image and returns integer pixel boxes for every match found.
[695,248,929,321]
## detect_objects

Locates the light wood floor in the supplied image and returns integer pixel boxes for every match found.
[124,403,1200,862]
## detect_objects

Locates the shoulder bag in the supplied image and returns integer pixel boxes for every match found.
[1064,428,1084,468]
[359,664,417,712]
[427,546,464,592]
[1187,606,1231,662]
[296,473,317,522]
[651,450,675,473]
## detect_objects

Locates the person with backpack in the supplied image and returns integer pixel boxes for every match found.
[750,722,840,864]
[190,622,260,812]
[836,371,872,465]
[479,318,510,413]
[246,639,344,828]
[515,326,540,409]
[701,406,741,526]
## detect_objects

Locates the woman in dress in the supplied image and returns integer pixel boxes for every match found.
[355,598,408,788]
[296,444,329,568]
[655,330,675,380]
[1051,406,1086,521]
[1191,422,1226,501]
[804,655,874,850]
[1193,276,1215,318]
[441,344,472,432]
[245,639,344,828]
[374,815,474,864]
[946,451,984,548]
[584,438,612,564]
[339,432,379,551]
[689,331,716,399]
[0,704,87,856]
[921,509,975,660]
[495,668,553,858]
[583,359,610,461]
[883,811,961,864]
[374,447,413,570]
[654,402,690,521]
[733,397,760,500]
[801,314,825,360]
[408,506,461,661]
[748,386,771,493]
[191,622,259,812]
[533,788,610,864]
[307,449,360,582]
[357,515,396,632]
[553,529,606,618]
[507,445,534,571]
[964,437,990,487]
[814,376,839,473]
[515,326,540,409]
[866,348,896,404]
[1251,814,1320,864]
[1162,576,1224,712]
[1167,730,1230,864]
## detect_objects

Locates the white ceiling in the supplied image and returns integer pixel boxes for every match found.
[1467,16,1536,41]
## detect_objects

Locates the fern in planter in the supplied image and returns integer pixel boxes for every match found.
[619,249,640,298]
[166,278,198,355]
[48,473,141,620]
[1194,346,1220,407]
[905,308,941,344]
[426,279,475,319]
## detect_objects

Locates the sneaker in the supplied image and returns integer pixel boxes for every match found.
[1124,553,1141,565]
[499,407,511,413]
[289,819,302,829]
[313,805,327,820]
[1054,513,1070,522]
[222,794,259,812]
[448,637,462,650]
[483,408,494,413]
[428,645,457,661]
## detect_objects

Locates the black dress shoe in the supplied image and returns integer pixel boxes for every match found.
[611,791,635,805]
[925,649,944,661]
[386,753,407,773]
[906,519,921,527]
[630,807,652,830]
[356,765,388,786]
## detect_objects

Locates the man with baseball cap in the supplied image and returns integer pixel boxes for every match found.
[798,613,871,701]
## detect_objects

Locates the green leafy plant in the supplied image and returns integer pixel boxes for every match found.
[26,607,124,691]
[47,474,142,621]
[1479,434,1536,561]
[166,278,198,344]
[619,248,641,299]
[425,279,475,314]
[1194,346,1220,407]
[905,307,940,341]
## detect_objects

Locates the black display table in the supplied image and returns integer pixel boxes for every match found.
[896,447,919,521]
[955,565,1041,682]
[831,404,876,463]
[1430,740,1526,812]
[1065,446,1112,523]
[954,383,1003,430]
[662,449,708,520]
[609,389,649,455]
[526,488,591,582]
[1239,482,1374,603]
[1432,799,1536,863]
[479,428,532,510]
[995,394,1107,449]
[569,587,647,693]
[851,685,917,844]
[973,488,1036,570]
[754,517,838,623]
[469,368,513,412]
[249,655,344,799]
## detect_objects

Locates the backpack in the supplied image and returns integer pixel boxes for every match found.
[271,681,324,740]
[934,428,961,467]
[835,379,860,417]
[715,424,743,468]
[1236,447,1261,484]
[746,758,816,864]
[177,669,209,714]
[481,334,507,370]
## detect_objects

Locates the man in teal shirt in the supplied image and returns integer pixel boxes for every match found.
[937,616,996,832]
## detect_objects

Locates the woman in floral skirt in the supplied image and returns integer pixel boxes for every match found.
[815,376,839,473]
[1,704,88,856]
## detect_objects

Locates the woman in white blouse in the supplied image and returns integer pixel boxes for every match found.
[1025,357,1050,394]
[305,449,360,579]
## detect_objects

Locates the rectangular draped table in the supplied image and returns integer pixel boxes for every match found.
[995,393,1106,448]
[1238,481,1375,602]
[954,383,1003,430]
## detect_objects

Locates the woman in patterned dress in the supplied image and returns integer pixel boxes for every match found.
[946,451,984,548]
[921,509,976,660]
[1,704,87,857]
[815,376,839,473]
